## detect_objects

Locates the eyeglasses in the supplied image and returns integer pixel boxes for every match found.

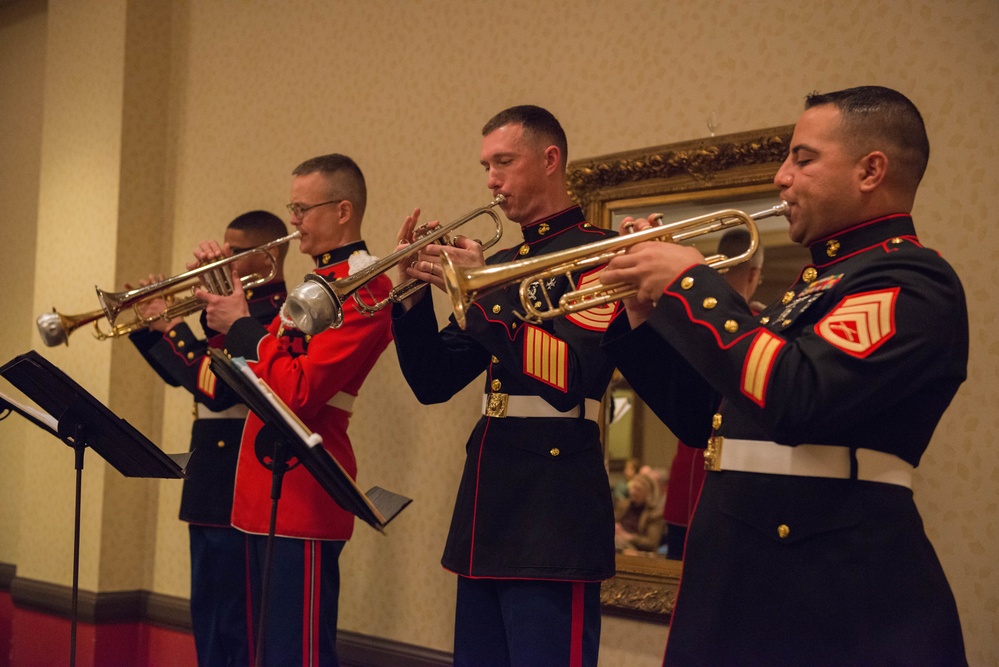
[286,199,344,219]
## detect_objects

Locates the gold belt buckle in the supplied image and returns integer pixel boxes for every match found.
[485,392,509,418]
[704,435,723,471]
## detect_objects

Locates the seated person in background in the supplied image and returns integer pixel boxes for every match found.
[638,464,668,498]
[612,457,640,502]
[614,472,664,552]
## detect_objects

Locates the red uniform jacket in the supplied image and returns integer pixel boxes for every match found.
[226,242,393,540]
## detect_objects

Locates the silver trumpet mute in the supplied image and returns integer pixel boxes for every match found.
[37,311,71,347]
[284,275,345,334]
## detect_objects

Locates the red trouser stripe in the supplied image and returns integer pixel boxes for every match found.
[570,581,584,667]
[302,540,321,667]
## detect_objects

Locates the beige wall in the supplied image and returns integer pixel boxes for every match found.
[0,0,45,567]
[1,1,997,665]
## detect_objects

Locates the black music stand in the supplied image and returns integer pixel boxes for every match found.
[207,349,410,666]
[0,350,188,667]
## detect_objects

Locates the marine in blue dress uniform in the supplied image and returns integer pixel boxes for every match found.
[129,210,288,667]
[392,106,616,667]
[601,86,967,665]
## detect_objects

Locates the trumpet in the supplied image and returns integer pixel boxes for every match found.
[36,231,300,346]
[283,195,505,334]
[441,202,789,329]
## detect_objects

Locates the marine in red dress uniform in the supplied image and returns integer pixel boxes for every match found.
[199,154,392,667]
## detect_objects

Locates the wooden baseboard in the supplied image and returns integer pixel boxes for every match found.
[6,572,192,631]
[0,562,15,590]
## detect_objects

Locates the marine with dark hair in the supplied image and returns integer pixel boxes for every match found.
[601,86,967,665]
[392,105,617,666]
[128,209,288,667]
[197,154,393,666]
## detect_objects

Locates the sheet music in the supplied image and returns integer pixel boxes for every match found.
[207,350,410,529]
[0,388,58,432]
[230,358,323,448]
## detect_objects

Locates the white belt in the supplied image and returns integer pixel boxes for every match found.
[195,392,355,419]
[196,404,249,420]
[713,439,914,489]
[481,394,600,421]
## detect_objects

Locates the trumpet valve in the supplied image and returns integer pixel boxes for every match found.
[413,223,451,247]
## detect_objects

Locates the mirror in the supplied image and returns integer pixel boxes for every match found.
[567,124,803,622]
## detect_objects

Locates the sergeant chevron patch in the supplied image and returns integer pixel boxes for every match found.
[198,357,217,398]
[816,288,898,358]
[523,325,568,391]
[565,268,617,331]
[742,330,784,406]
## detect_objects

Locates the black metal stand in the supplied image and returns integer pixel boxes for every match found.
[70,436,85,667]
[253,425,292,667]
[0,350,188,667]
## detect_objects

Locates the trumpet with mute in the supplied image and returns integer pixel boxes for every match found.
[283,195,505,335]
[441,202,789,329]
[36,231,300,346]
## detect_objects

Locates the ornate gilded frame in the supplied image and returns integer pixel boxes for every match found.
[567,125,794,623]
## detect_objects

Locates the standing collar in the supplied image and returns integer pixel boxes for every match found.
[314,240,369,269]
[808,214,917,266]
[519,206,587,244]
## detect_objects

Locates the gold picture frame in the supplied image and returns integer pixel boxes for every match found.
[567,124,795,623]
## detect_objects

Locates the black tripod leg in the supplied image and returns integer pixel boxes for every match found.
[70,440,85,667]
[254,431,289,667]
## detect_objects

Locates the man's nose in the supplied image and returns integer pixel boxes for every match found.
[774,161,792,187]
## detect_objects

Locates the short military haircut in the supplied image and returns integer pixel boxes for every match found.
[227,210,289,260]
[482,105,569,170]
[805,86,929,194]
[716,227,762,269]
[292,153,367,219]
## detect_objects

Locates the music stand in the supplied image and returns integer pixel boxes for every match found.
[0,350,188,667]
[207,349,410,666]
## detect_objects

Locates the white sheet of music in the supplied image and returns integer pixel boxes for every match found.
[0,389,58,432]
[230,358,324,449]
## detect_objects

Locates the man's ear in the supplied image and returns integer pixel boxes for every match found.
[543,145,561,175]
[858,151,888,192]
[336,199,354,225]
